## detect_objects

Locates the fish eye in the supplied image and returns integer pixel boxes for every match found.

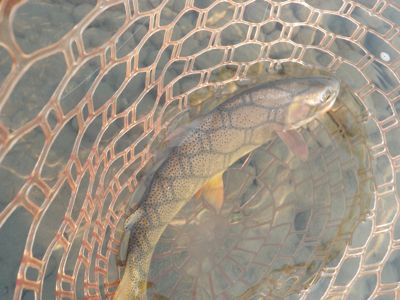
[322,89,333,102]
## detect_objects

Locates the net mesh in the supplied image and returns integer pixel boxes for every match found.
[0,0,400,299]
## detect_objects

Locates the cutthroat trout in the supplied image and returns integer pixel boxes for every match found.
[114,76,340,299]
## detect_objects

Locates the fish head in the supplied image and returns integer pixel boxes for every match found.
[280,76,340,130]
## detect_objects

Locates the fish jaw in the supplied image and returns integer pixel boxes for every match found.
[284,76,340,130]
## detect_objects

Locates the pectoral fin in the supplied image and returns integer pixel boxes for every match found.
[276,130,309,161]
[195,173,225,212]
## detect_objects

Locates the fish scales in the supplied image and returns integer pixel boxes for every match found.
[115,76,340,299]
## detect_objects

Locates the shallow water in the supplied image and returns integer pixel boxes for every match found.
[0,0,400,299]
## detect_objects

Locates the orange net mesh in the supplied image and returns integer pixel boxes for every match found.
[0,0,400,299]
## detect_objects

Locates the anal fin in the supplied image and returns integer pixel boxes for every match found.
[117,230,130,266]
[117,208,144,266]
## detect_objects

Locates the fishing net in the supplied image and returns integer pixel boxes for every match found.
[0,0,399,299]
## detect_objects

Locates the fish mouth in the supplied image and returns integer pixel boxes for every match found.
[290,89,339,130]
